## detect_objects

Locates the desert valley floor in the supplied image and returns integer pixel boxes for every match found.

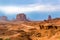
[0,18,60,40]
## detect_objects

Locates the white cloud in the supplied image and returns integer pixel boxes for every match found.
[0,4,60,14]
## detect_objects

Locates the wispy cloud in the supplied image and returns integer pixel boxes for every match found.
[0,4,60,14]
[37,0,60,5]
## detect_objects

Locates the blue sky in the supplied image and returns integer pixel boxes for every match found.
[0,0,60,21]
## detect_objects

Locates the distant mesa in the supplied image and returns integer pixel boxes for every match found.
[16,13,29,21]
[0,13,30,21]
[0,16,8,21]
[0,13,58,22]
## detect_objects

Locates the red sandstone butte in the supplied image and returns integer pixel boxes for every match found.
[16,13,29,21]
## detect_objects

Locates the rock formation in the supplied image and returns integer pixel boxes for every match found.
[48,15,52,20]
[16,13,29,21]
[0,16,8,21]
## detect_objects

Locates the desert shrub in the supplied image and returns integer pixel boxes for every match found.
[17,30,25,33]
[35,33,41,37]
[47,25,53,29]
[17,34,31,40]
[54,26,58,29]
[39,25,44,29]
[0,38,3,40]
[5,38,10,40]
[47,25,58,30]
[29,31,36,36]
